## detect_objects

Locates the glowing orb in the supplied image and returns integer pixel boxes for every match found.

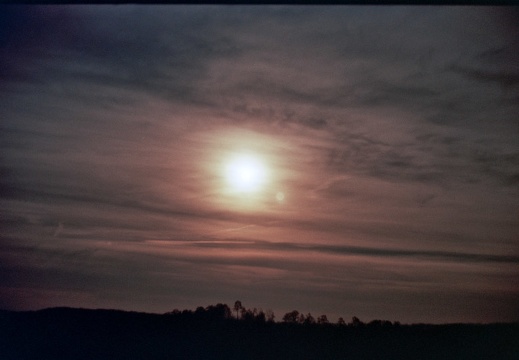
[225,154,267,193]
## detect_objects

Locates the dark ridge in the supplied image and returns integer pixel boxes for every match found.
[1,305,518,360]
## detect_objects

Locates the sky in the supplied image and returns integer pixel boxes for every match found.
[1,5,518,324]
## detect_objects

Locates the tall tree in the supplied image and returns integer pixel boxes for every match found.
[233,300,243,320]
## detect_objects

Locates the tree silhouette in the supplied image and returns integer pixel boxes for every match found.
[195,306,205,315]
[3,305,515,360]
[165,309,181,316]
[297,313,306,324]
[351,316,363,327]
[282,310,299,323]
[304,313,316,325]
[317,314,329,324]
[205,303,231,320]
[337,317,346,326]
[256,309,266,323]
[234,300,242,320]
[265,309,275,322]
[241,308,256,322]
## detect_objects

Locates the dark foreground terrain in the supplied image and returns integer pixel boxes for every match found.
[1,307,518,360]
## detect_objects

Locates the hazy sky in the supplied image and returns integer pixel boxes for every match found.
[1,5,518,324]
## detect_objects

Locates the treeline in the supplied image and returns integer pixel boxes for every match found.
[164,300,399,328]
[1,305,518,360]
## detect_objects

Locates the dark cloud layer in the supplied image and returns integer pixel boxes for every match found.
[1,5,518,323]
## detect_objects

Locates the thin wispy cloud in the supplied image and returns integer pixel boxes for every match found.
[1,5,518,323]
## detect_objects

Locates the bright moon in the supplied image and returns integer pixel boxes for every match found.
[225,154,267,193]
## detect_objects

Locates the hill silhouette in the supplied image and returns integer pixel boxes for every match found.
[1,304,518,360]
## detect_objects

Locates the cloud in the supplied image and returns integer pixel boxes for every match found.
[150,239,519,265]
[449,64,519,88]
[0,5,518,323]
